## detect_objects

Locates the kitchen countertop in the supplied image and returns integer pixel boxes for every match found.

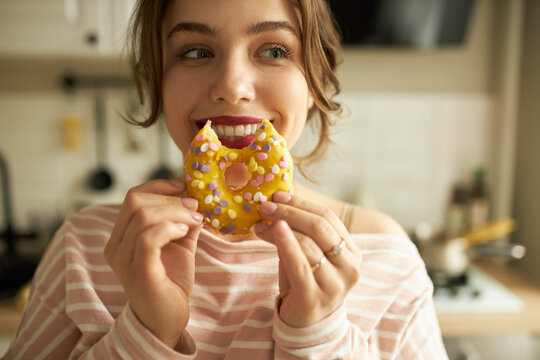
[0,298,22,338]
[437,260,540,337]
[1,260,540,339]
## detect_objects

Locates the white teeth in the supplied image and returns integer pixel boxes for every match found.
[216,125,225,136]
[211,123,261,138]
[225,126,234,136]
[234,125,245,136]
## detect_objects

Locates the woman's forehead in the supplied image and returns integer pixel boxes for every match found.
[162,0,302,36]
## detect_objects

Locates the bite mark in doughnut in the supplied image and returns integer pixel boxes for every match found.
[184,119,293,234]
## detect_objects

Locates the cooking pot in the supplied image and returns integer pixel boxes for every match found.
[416,219,525,281]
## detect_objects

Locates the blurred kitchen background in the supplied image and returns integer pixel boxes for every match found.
[0,0,539,359]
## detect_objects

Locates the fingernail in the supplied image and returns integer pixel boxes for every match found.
[259,201,278,215]
[177,223,189,232]
[181,197,198,210]
[171,179,185,188]
[254,221,269,233]
[191,211,203,222]
[273,191,291,203]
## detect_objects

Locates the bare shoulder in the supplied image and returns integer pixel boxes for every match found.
[347,205,409,237]
[294,182,408,237]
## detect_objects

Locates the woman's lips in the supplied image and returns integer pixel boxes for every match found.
[219,135,256,149]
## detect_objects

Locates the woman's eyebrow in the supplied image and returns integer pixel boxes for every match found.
[166,20,298,39]
[247,21,299,38]
[167,22,216,38]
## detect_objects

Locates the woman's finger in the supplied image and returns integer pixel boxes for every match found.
[259,200,342,256]
[291,229,345,294]
[131,179,187,196]
[261,194,363,260]
[272,191,349,238]
[274,192,364,258]
[114,220,190,270]
[172,222,204,255]
[257,221,345,294]
[114,205,203,267]
[106,180,196,261]
[269,221,316,294]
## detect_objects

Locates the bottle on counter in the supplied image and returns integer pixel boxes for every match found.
[469,166,490,230]
[444,184,469,238]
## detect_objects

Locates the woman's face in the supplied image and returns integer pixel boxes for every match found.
[161,0,313,154]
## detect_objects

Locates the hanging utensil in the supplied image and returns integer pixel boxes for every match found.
[88,90,114,191]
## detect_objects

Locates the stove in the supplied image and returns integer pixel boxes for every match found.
[432,265,523,313]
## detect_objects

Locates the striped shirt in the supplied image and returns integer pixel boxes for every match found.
[2,205,447,359]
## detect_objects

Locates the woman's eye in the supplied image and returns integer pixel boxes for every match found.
[260,46,290,59]
[181,48,213,59]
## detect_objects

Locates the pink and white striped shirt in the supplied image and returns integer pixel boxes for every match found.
[2,205,447,359]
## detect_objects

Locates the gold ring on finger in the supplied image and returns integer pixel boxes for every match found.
[310,256,327,272]
[325,238,346,258]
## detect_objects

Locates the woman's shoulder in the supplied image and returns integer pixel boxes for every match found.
[295,182,408,237]
[345,206,408,237]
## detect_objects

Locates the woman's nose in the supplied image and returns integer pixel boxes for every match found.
[209,54,255,104]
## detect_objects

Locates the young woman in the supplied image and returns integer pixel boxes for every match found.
[3,0,447,358]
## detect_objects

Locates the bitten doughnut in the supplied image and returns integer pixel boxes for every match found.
[184,119,293,234]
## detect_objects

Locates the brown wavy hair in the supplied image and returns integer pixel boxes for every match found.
[127,0,343,179]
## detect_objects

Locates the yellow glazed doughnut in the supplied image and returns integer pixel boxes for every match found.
[184,119,293,234]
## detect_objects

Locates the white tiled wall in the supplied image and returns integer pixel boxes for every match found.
[0,90,493,235]
[293,92,494,231]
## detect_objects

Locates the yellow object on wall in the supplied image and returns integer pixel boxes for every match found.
[62,115,83,150]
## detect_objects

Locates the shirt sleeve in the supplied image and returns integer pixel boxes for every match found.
[272,294,448,360]
[272,300,377,359]
[78,304,197,359]
[396,294,448,360]
[1,214,199,360]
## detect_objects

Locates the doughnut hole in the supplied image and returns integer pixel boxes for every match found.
[224,163,249,190]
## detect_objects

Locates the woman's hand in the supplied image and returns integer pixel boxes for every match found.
[254,191,363,327]
[104,179,203,348]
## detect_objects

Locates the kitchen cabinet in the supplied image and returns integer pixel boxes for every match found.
[0,0,135,58]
